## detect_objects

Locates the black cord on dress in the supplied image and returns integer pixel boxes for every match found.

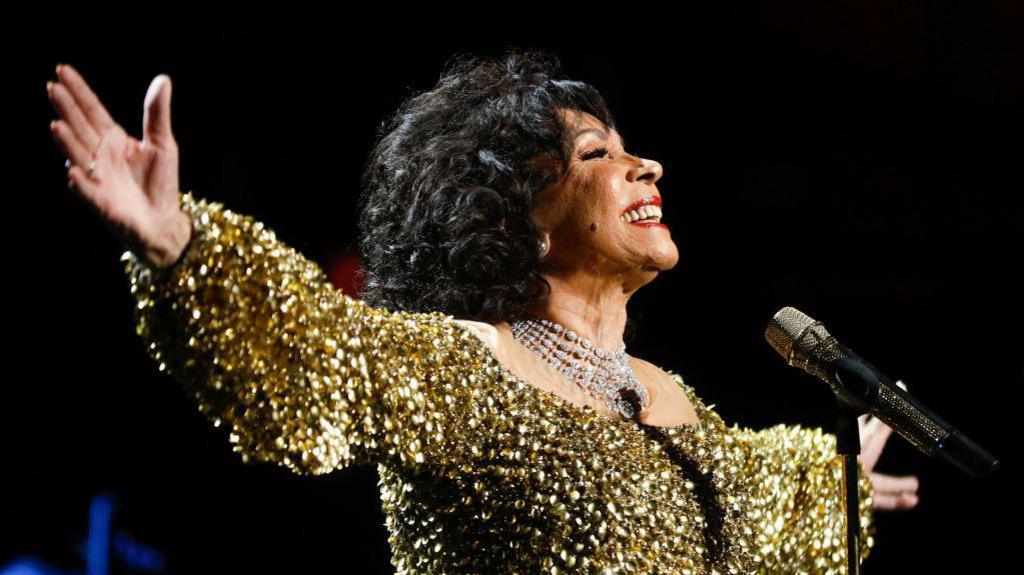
[619,388,727,568]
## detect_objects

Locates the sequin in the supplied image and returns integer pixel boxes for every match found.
[123,191,875,574]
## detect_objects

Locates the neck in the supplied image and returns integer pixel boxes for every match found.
[520,270,635,351]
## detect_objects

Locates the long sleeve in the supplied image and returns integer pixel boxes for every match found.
[122,191,483,476]
[730,423,875,573]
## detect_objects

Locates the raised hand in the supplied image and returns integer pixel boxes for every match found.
[858,381,921,511]
[47,64,192,268]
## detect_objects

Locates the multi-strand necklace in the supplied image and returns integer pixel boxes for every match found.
[508,312,650,419]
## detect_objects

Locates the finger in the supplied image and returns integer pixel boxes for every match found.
[872,490,919,511]
[871,473,919,494]
[67,165,103,209]
[142,74,174,147]
[872,418,894,444]
[859,415,886,443]
[891,491,919,510]
[860,414,891,445]
[900,491,920,508]
[50,119,93,168]
[858,413,877,441]
[48,81,101,151]
[859,418,895,472]
[866,416,891,442]
[862,420,893,461]
[55,63,117,133]
[872,492,898,510]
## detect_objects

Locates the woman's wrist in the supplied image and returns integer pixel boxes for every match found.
[143,208,193,269]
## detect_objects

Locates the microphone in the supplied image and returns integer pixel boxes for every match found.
[765,306,999,478]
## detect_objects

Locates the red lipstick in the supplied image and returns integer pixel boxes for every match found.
[620,195,668,229]
[620,195,661,216]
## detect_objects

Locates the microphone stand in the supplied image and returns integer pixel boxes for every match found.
[835,409,862,575]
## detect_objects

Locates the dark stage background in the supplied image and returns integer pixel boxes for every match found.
[9,1,1021,573]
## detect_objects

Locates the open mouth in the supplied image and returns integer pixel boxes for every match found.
[620,196,664,225]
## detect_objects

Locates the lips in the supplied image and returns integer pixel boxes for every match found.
[620,195,661,217]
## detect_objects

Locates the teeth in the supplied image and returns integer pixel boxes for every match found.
[620,204,662,223]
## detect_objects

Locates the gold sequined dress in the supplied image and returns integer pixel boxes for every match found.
[122,192,875,574]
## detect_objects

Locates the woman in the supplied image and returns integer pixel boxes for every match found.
[47,50,919,574]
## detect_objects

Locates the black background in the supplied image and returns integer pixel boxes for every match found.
[8,1,1021,573]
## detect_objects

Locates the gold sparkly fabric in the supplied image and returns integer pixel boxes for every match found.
[123,191,875,574]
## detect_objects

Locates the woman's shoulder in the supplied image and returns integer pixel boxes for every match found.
[627,356,715,416]
[452,319,501,349]
[628,355,683,389]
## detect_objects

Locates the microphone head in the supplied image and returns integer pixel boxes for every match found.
[765,307,816,360]
[765,307,847,382]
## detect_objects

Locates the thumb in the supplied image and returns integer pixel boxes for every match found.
[871,417,894,446]
[143,74,174,146]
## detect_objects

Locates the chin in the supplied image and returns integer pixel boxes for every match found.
[641,259,678,273]
[649,243,680,270]
[639,251,679,272]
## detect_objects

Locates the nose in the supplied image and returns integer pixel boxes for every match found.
[626,155,663,185]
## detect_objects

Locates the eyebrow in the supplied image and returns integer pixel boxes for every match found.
[573,128,626,151]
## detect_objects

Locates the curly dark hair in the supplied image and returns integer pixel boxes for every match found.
[357,47,618,325]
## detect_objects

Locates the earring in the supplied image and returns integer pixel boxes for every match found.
[537,238,549,258]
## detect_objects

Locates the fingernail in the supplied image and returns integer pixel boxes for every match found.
[56,63,64,75]
[46,80,53,95]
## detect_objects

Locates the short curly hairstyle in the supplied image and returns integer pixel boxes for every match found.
[357,48,617,325]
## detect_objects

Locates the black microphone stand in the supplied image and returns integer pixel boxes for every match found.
[829,356,874,575]
[835,409,862,575]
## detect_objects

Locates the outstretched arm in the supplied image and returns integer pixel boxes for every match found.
[47,64,484,476]
[123,192,484,475]
[729,423,876,572]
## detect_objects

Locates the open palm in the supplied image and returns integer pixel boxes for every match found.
[47,64,191,268]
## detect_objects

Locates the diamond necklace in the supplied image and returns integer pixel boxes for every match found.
[508,311,651,419]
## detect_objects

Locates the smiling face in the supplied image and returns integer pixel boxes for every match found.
[530,108,679,284]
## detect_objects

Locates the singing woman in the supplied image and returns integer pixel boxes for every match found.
[47,49,919,574]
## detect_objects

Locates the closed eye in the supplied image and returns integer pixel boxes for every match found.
[580,147,608,161]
